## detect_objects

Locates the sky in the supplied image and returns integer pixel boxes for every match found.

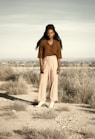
[0,0,95,60]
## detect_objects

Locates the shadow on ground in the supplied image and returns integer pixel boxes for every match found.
[0,92,38,106]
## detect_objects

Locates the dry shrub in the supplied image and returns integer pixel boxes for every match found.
[11,100,28,111]
[77,128,95,139]
[14,126,66,139]
[22,71,39,85]
[0,101,27,120]
[0,110,16,120]
[88,93,95,108]
[0,65,18,81]
[1,100,27,112]
[0,76,28,95]
[59,68,95,107]
[32,109,57,119]
[0,131,12,139]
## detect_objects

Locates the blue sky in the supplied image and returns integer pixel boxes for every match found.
[0,0,95,60]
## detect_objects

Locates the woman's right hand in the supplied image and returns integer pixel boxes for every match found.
[40,64,44,73]
[39,58,44,73]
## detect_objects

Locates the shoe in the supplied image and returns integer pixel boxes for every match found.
[49,101,55,108]
[36,101,46,107]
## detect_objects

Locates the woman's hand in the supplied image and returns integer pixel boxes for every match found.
[57,66,60,74]
[57,59,61,74]
[39,58,44,73]
[40,65,44,73]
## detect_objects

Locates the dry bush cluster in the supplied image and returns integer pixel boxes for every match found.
[0,76,28,95]
[21,71,39,85]
[11,100,28,111]
[1,100,27,112]
[0,65,39,85]
[14,126,66,139]
[0,65,18,81]
[0,66,39,95]
[58,68,95,108]
[0,131,12,139]
[32,109,57,119]
[77,128,95,139]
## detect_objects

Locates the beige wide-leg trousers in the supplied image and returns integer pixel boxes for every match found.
[38,55,58,102]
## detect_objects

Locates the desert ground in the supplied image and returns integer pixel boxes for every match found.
[0,62,95,139]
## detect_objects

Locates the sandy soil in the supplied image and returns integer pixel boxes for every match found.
[0,83,95,139]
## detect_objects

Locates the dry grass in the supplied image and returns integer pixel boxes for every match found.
[1,100,28,112]
[32,109,57,119]
[0,131,12,139]
[1,64,95,109]
[0,76,28,95]
[11,100,28,111]
[88,92,95,108]
[59,68,95,108]
[77,128,95,139]
[14,126,66,139]
[0,101,27,120]
[22,71,39,85]
[0,65,18,81]
[0,110,16,120]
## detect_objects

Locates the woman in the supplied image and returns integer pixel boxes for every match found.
[35,24,63,108]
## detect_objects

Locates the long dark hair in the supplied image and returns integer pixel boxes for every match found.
[35,24,63,50]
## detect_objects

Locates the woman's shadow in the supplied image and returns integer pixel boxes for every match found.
[0,92,38,106]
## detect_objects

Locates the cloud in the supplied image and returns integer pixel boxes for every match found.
[0,0,95,23]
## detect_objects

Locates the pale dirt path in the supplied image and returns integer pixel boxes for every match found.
[0,83,95,139]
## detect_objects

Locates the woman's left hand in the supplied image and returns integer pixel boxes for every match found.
[57,67,60,74]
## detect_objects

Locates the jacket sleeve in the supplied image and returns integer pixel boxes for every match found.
[37,41,44,58]
[56,41,62,59]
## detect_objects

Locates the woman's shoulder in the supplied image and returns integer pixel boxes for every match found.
[40,39,47,45]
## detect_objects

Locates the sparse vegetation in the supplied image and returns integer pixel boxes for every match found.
[1,100,28,112]
[14,126,66,139]
[0,131,12,139]
[59,68,95,108]
[32,109,57,119]
[0,110,17,120]
[77,128,95,139]
[0,65,18,81]
[88,92,95,108]
[0,76,28,95]
[11,101,28,111]
[0,62,95,109]
[22,71,39,85]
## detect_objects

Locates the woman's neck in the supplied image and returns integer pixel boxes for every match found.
[49,38,54,41]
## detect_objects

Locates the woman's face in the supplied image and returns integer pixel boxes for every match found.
[47,29,55,39]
